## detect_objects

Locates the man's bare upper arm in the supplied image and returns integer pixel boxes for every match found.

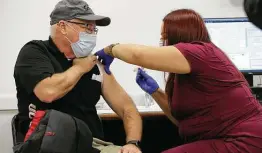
[98,64,136,118]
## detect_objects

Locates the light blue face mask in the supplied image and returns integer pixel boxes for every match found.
[71,32,97,58]
[65,23,97,58]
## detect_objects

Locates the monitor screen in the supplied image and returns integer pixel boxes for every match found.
[204,17,262,73]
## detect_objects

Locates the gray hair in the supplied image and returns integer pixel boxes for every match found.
[50,24,57,38]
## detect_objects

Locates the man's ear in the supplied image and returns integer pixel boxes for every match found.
[57,20,67,35]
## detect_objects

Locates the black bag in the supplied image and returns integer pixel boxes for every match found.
[13,110,93,153]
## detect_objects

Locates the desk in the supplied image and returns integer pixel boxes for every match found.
[99,111,182,153]
[99,111,165,120]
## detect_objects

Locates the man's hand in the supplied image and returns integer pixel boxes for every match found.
[119,144,142,153]
[73,55,97,74]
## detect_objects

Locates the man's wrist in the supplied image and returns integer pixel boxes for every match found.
[126,140,141,150]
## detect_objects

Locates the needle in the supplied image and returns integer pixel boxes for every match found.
[133,67,144,72]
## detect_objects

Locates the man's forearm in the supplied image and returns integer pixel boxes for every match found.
[51,65,85,97]
[34,65,85,102]
[151,89,179,126]
[100,71,143,142]
[122,105,143,142]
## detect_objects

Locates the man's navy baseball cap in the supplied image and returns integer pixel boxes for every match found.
[50,0,111,26]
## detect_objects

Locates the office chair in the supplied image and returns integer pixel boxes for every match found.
[11,114,28,146]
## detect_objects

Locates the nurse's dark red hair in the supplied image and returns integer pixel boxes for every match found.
[163,9,211,102]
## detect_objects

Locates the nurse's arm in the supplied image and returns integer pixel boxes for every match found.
[111,44,191,74]
[152,88,179,126]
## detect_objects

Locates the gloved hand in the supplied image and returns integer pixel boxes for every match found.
[136,68,159,94]
[95,48,114,74]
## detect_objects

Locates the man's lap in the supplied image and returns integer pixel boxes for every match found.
[92,138,121,153]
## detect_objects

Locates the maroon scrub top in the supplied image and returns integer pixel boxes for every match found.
[163,42,262,153]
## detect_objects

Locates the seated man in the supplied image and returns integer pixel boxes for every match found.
[13,0,142,152]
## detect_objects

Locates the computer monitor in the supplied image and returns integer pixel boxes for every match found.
[204,17,262,74]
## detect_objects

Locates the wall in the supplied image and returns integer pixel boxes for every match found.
[0,0,247,110]
[0,0,248,152]
[0,110,17,153]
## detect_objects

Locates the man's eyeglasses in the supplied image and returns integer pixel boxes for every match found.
[67,21,98,34]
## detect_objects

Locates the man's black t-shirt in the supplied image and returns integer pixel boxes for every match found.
[13,37,104,139]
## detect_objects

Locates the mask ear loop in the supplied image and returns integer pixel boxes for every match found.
[164,39,169,46]
[63,22,88,56]
[63,31,75,59]
[64,35,73,44]
[159,40,164,47]
[66,22,79,33]
[63,22,80,44]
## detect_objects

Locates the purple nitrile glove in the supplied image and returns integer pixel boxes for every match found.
[136,68,159,94]
[95,48,114,75]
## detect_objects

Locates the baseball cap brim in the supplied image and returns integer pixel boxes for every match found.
[76,15,111,26]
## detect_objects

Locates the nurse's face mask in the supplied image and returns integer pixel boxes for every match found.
[64,21,98,58]
[159,31,167,47]
[159,39,167,47]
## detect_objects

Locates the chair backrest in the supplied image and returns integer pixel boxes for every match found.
[11,114,28,146]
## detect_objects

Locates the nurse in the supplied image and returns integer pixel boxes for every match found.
[96,9,262,153]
